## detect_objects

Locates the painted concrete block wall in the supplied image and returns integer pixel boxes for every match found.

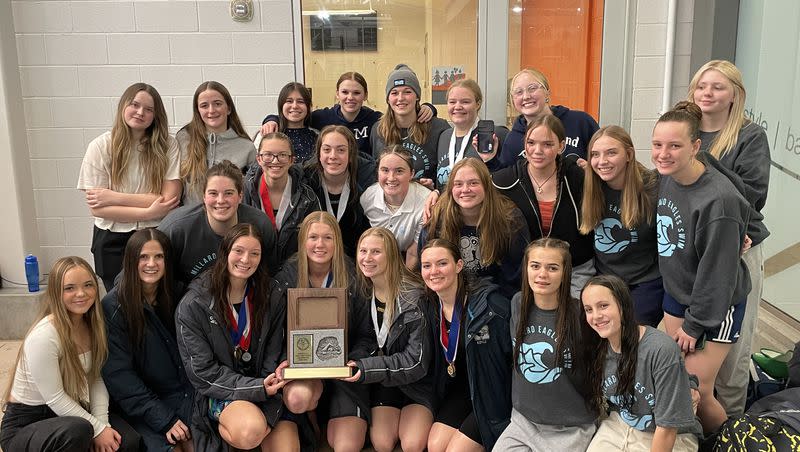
[11,0,297,270]
[630,0,695,165]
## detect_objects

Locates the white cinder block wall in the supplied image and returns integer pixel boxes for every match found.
[7,0,694,274]
[629,0,695,165]
[11,0,298,271]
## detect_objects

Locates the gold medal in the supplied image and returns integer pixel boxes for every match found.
[447,362,456,377]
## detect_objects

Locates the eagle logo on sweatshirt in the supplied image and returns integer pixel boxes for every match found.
[594,218,638,254]
[656,198,686,257]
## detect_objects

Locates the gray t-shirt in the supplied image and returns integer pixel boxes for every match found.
[593,184,660,285]
[510,293,594,426]
[157,202,277,287]
[602,327,702,436]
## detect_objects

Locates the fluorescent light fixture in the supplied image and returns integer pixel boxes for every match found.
[302,9,376,16]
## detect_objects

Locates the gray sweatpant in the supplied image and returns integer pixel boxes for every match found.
[493,408,595,452]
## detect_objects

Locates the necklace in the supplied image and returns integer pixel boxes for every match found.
[530,168,556,194]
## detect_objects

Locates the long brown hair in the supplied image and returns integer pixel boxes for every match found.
[209,223,271,334]
[581,275,640,415]
[356,227,423,326]
[278,82,313,131]
[296,212,349,289]
[3,257,107,409]
[307,125,360,198]
[687,60,748,159]
[110,83,170,193]
[580,126,657,233]
[420,239,468,314]
[427,158,519,266]
[117,228,174,348]
[180,81,249,201]
[377,80,429,146]
[512,239,575,368]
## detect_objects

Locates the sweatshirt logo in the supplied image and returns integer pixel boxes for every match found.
[595,218,638,254]
[518,342,562,384]
[353,126,368,140]
[656,198,686,257]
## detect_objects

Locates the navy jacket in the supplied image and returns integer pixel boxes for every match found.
[492,155,594,267]
[426,280,512,450]
[101,288,193,435]
[497,106,599,167]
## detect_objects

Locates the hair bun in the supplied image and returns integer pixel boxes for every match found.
[671,101,702,121]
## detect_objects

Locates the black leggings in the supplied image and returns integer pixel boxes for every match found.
[91,227,134,291]
[1,402,141,452]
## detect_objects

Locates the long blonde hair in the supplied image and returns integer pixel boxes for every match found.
[180,81,250,201]
[2,257,108,410]
[356,227,423,326]
[686,60,748,159]
[296,212,349,289]
[377,86,429,147]
[580,126,656,233]
[427,158,519,266]
[110,83,170,193]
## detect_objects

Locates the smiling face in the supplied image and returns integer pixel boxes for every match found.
[124,90,155,133]
[692,69,734,118]
[282,90,308,128]
[651,121,700,183]
[61,266,98,322]
[203,175,243,226]
[420,246,463,296]
[227,235,261,283]
[197,89,230,133]
[447,86,480,129]
[319,131,350,178]
[590,135,630,190]
[526,247,564,298]
[525,125,562,172]
[257,138,294,180]
[305,222,335,268]
[451,165,485,213]
[138,239,165,291]
[378,153,412,200]
[357,235,388,281]
[511,72,549,120]
[388,86,418,118]
[336,79,367,116]
[581,284,622,345]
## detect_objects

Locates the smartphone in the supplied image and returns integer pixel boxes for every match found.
[694,333,706,351]
[476,120,495,154]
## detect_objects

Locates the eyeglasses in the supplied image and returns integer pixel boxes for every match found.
[257,152,292,163]
[511,83,545,98]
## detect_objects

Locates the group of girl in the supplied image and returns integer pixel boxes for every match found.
[2,58,769,451]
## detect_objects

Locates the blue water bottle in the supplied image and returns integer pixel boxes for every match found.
[25,254,40,292]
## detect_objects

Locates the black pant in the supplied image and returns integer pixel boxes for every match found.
[0,402,142,452]
[91,227,134,291]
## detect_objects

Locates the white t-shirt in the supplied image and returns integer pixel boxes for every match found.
[77,131,181,232]
[360,182,431,251]
[10,317,110,437]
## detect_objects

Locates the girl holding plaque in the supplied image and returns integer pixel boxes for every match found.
[420,239,512,452]
[339,227,434,452]
[494,238,598,451]
[272,212,374,452]
[176,223,296,451]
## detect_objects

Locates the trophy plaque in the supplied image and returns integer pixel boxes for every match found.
[284,288,351,379]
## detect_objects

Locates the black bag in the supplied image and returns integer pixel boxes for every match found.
[746,359,787,411]
[712,414,800,451]
[788,341,800,387]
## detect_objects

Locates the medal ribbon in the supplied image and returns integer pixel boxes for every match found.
[447,120,478,169]
[371,291,392,348]
[321,174,351,222]
[227,284,253,351]
[439,298,463,365]
[258,174,277,229]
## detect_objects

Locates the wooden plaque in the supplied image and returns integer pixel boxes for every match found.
[284,288,351,379]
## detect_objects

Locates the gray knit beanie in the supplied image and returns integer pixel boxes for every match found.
[385,64,421,100]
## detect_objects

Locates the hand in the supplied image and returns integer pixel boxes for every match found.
[576,157,588,169]
[165,419,191,445]
[264,372,287,396]
[741,234,752,255]
[93,426,121,452]
[471,134,499,162]
[417,104,434,123]
[672,327,698,354]
[85,188,116,209]
[275,360,289,381]
[260,121,279,135]
[340,360,362,382]
[418,178,435,190]
[421,190,440,224]
[145,196,180,220]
